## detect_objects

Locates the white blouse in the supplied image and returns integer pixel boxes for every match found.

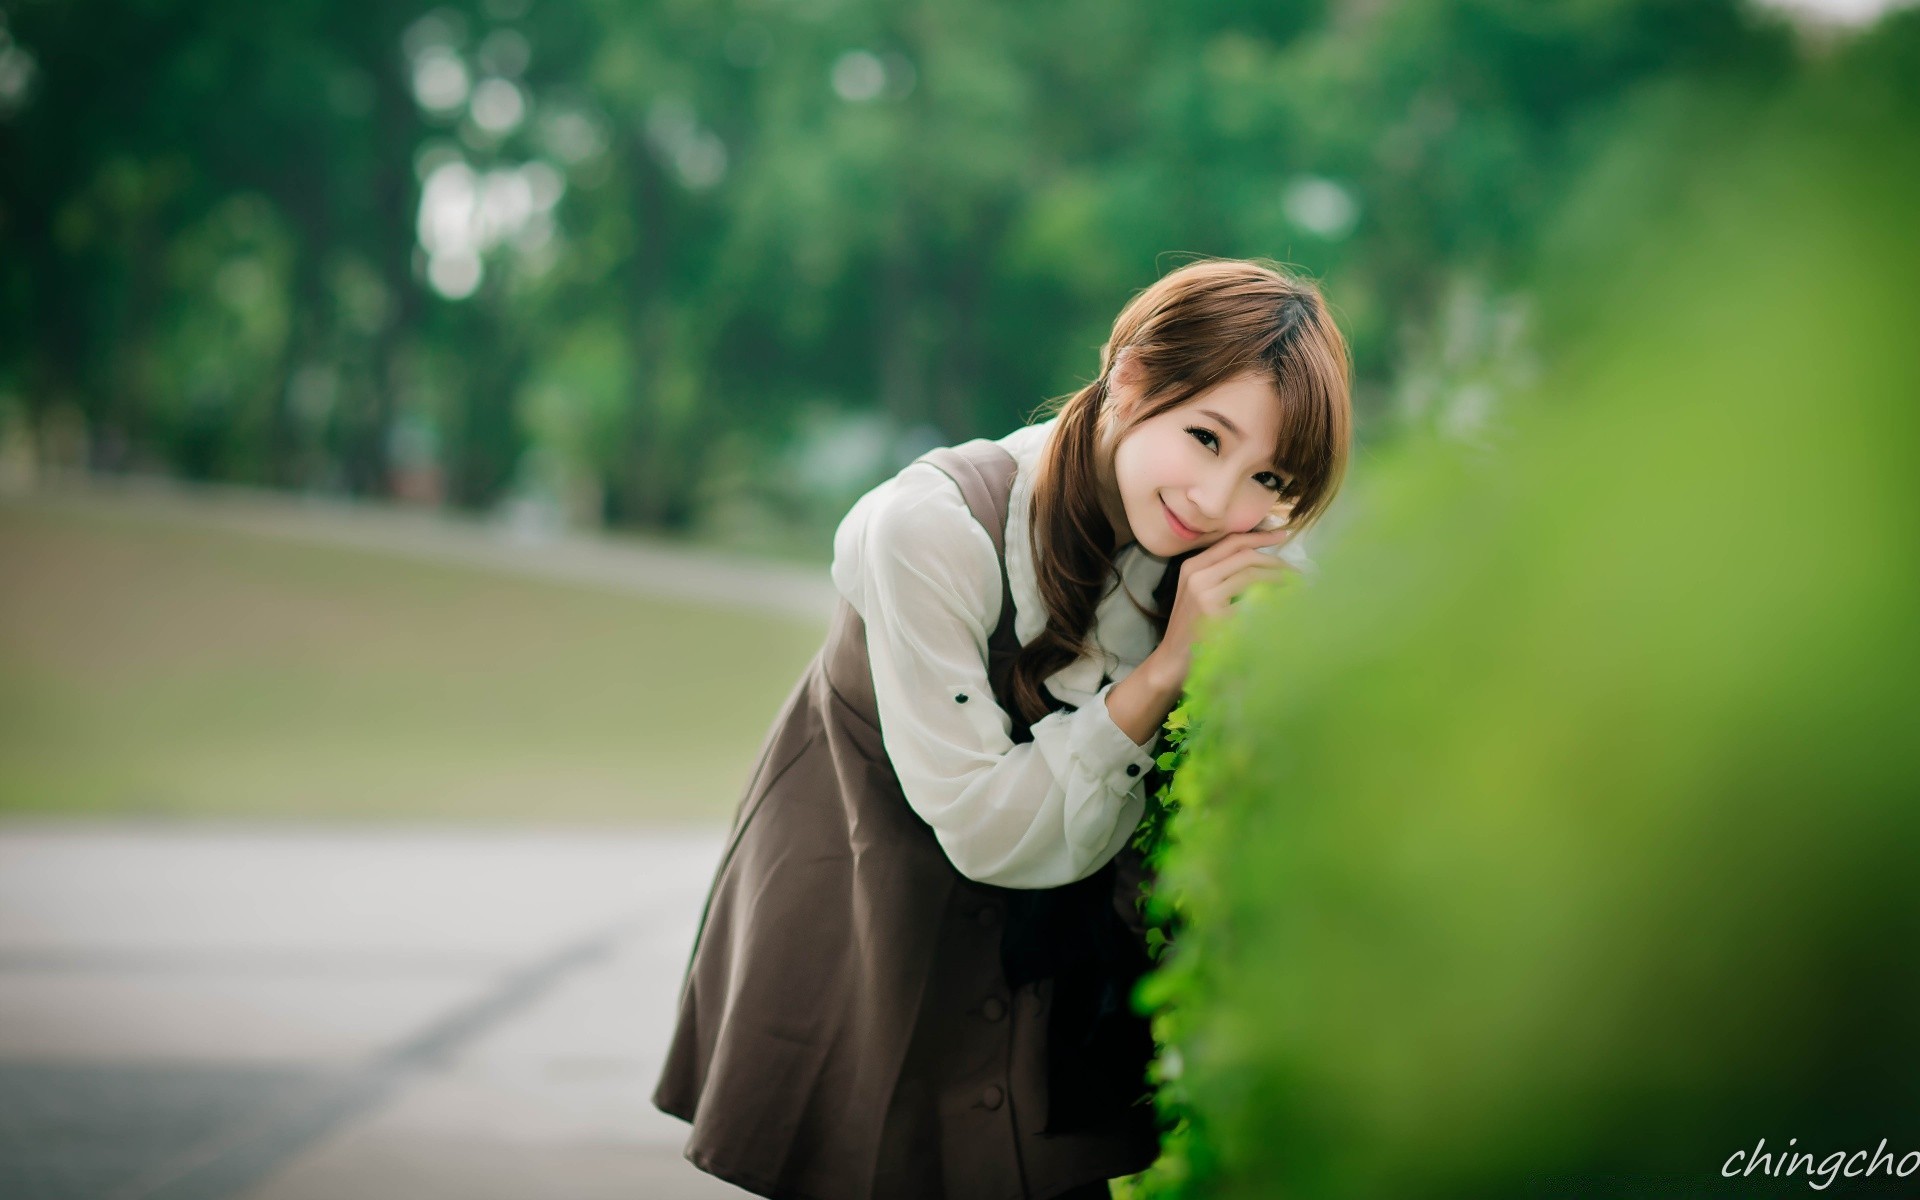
[830,417,1172,890]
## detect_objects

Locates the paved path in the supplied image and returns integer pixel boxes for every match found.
[0,823,755,1200]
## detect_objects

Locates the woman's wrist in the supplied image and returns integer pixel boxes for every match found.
[1105,650,1186,747]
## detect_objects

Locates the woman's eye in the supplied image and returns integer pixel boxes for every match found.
[1191,426,1292,493]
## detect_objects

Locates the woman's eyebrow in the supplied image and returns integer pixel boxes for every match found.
[1197,408,1241,437]
[1199,407,1291,474]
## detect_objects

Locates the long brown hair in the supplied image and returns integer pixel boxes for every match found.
[1009,257,1352,725]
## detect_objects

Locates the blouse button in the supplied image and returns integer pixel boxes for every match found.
[1126,764,1141,777]
[981,997,1006,1021]
[954,693,968,703]
[980,1084,1005,1110]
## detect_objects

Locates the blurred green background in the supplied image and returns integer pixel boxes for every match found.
[1,0,1912,823]
[4,1,1917,1191]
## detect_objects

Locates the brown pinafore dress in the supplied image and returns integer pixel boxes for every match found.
[652,438,1176,1200]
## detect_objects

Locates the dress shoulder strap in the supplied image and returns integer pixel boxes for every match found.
[913,439,1016,558]
[912,439,1021,656]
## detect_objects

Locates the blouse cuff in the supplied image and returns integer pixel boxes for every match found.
[1018,681,1161,882]
[1089,680,1160,792]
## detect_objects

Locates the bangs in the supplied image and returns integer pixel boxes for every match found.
[1274,332,1351,529]
[1264,302,1351,532]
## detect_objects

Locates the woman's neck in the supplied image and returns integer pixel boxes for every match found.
[1092,432,1134,553]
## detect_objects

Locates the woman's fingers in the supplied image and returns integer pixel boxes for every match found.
[1189,545,1298,594]
[1219,559,1295,607]
[1228,559,1291,589]
[1183,527,1291,576]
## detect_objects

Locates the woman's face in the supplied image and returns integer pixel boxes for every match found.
[1100,367,1296,557]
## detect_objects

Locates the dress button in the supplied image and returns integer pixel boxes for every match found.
[981,1084,1004,1110]
[981,997,1006,1021]
[976,906,1001,928]
[1126,763,1141,777]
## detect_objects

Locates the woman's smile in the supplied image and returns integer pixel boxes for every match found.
[1161,497,1203,541]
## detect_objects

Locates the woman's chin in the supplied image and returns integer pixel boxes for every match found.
[1136,529,1180,559]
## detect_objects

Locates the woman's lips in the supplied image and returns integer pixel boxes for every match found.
[1162,498,1201,541]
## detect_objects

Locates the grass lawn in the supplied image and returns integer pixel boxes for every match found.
[0,498,827,824]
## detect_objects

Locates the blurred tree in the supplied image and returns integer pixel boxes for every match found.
[0,0,1806,548]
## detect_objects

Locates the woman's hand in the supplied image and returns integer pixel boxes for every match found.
[1106,526,1300,746]
[1144,527,1299,692]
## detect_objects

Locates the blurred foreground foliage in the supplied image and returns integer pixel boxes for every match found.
[1121,14,1920,1199]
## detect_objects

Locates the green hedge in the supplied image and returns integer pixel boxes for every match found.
[1122,36,1920,1199]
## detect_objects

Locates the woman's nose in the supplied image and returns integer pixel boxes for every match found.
[1189,475,1235,524]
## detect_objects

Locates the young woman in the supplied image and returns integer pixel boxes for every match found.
[654,257,1353,1199]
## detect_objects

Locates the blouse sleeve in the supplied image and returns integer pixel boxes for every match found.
[831,463,1159,890]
